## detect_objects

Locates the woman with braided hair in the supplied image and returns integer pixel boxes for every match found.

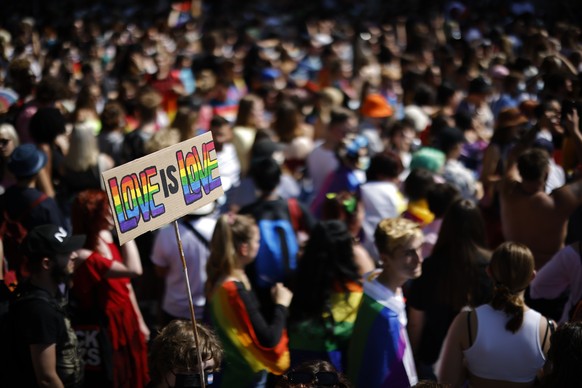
[438,242,554,388]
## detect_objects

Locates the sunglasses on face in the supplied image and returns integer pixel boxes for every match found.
[0,138,10,146]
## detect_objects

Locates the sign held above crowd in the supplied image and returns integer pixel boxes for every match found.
[102,131,223,245]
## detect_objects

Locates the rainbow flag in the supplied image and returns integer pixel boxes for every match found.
[209,280,289,387]
[347,278,418,387]
[289,281,363,371]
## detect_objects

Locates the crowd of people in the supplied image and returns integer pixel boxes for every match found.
[2,0,582,387]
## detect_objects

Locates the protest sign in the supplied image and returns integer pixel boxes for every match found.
[102,131,223,245]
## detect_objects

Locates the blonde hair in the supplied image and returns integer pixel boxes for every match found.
[0,123,19,147]
[489,242,535,333]
[145,127,180,154]
[374,217,422,255]
[64,121,99,172]
[205,214,256,296]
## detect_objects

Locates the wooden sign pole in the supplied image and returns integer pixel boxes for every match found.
[173,220,206,388]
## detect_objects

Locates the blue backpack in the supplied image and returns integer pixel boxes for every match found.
[254,199,302,288]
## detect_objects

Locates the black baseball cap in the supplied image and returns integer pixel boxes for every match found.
[22,225,86,258]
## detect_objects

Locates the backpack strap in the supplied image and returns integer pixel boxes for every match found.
[180,219,210,249]
[3,192,48,223]
[11,287,63,314]
[276,225,292,276]
[287,198,302,232]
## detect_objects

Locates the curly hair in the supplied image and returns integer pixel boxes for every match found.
[276,360,352,388]
[149,320,224,384]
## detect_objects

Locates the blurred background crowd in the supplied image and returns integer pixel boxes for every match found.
[2,0,582,387]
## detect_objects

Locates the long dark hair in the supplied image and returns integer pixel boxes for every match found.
[289,221,360,322]
[432,199,491,310]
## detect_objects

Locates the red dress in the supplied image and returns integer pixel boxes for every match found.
[73,242,149,388]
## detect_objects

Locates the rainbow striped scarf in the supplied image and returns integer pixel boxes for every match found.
[288,281,363,371]
[209,280,289,387]
[347,276,418,387]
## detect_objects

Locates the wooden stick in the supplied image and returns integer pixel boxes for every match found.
[173,220,206,388]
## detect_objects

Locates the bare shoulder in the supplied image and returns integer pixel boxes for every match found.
[498,177,520,197]
[449,310,472,349]
[552,180,582,212]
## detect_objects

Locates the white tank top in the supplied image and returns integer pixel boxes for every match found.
[463,305,546,383]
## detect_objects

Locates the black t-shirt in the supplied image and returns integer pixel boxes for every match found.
[7,283,83,387]
[407,253,493,365]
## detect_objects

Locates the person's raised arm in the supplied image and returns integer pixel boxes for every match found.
[30,344,63,388]
[566,109,582,165]
[555,110,582,211]
[76,238,143,278]
[237,282,292,348]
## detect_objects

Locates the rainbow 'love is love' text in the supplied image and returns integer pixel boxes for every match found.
[107,140,221,233]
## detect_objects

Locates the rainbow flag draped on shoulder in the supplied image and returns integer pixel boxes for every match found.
[288,281,363,371]
[347,275,418,387]
[209,280,289,387]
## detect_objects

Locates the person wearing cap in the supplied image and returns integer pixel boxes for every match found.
[359,93,393,155]
[4,224,85,388]
[0,143,65,237]
[151,201,217,324]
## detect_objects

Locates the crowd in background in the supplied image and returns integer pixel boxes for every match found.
[2,0,582,387]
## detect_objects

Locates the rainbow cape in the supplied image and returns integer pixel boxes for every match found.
[289,281,363,371]
[209,280,289,387]
[347,277,418,387]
